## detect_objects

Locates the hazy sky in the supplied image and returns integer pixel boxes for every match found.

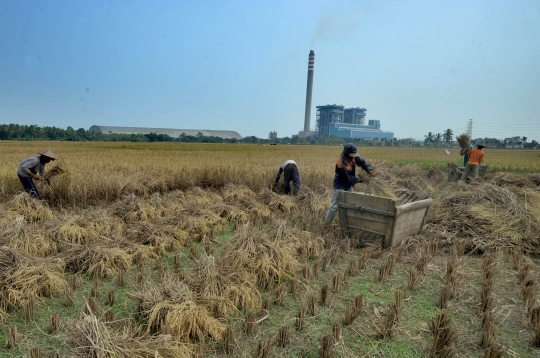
[1,0,539,141]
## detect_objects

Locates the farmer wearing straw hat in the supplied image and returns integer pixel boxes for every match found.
[324,143,377,223]
[460,144,485,183]
[17,149,56,200]
[275,159,301,195]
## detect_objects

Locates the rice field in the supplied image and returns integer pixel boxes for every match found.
[0,141,539,357]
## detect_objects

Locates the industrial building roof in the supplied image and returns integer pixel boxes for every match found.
[88,125,242,140]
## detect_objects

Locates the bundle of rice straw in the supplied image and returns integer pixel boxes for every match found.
[295,186,329,214]
[147,300,227,342]
[489,173,540,189]
[220,223,301,288]
[64,243,132,278]
[221,183,257,203]
[43,159,72,179]
[56,217,100,244]
[127,221,189,250]
[0,306,6,323]
[257,188,297,213]
[231,196,272,220]
[1,216,56,256]
[67,310,193,358]
[456,133,471,148]
[413,182,540,253]
[111,194,163,223]
[162,205,228,236]
[0,247,66,307]
[183,187,224,207]
[4,193,54,223]
[267,219,324,260]
[186,252,260,316]
[207,202,250,223]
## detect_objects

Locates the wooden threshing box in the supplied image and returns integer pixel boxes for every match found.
[336,190,433,248]
[447,164,488,182]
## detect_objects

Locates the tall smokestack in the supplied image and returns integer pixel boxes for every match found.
[304,50,315,133]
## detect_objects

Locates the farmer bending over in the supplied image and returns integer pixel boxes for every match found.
[17,149,56,200]
[324,143,377,223]
[275,159,301,194]
[460,144,485,183]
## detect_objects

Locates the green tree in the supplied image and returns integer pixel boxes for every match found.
[424,132,434,144]
[443,129,453,146]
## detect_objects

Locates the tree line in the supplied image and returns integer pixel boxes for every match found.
[0,124,239,143]
[423,129,538,149]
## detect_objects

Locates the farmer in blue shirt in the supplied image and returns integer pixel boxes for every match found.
[324,143,377,222]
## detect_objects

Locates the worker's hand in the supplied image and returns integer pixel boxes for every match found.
[368,170,378,178]
[31,174,41,181]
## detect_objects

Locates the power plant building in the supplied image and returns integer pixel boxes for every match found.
[298,50,394,140]
[315,105,394,140]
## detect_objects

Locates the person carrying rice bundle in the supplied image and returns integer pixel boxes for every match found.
[274,159,301,195]
[460,143,485,183]
[324,143,377,223]
[456,133,472,166]
[17,148,56,200]
[459,143,473,166]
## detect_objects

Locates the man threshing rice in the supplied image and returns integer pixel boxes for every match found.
[274,159,301,194]
[324,143,378,222]
[17,148,56,200]
[460,143,485,183]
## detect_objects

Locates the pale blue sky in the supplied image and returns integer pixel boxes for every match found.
[1,0,539,140]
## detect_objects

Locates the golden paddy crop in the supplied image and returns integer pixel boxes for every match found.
[1,141,539,206]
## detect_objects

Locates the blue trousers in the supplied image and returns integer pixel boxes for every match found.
[18,175,41,200]
[324,187,353,222]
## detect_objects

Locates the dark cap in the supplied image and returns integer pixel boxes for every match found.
[343,143,360,157]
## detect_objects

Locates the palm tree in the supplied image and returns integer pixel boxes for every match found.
[424,132,434,144]
[443,129,453,146]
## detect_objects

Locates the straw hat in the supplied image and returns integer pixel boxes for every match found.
[39,148,56,160]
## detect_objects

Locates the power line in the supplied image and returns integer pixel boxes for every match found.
[473,122,540,128]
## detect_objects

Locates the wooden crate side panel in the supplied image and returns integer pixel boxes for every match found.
[383,200,397,248]
[389,208,430,247]
[345,211,389,235]
[337,191,351,236]
[343,192,395,212]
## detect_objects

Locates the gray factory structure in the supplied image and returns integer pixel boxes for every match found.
[315,105,394,140]
[89,125,242,140]
[296,50,394,141]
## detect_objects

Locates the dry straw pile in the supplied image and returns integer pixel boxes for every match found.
[415,181,540,253]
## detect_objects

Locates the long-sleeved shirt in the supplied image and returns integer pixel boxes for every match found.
[467,148,484,166]
[17,156,45,178]
[333,155,372,190]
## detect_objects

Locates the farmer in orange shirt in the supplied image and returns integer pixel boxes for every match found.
[460,143,485,182]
